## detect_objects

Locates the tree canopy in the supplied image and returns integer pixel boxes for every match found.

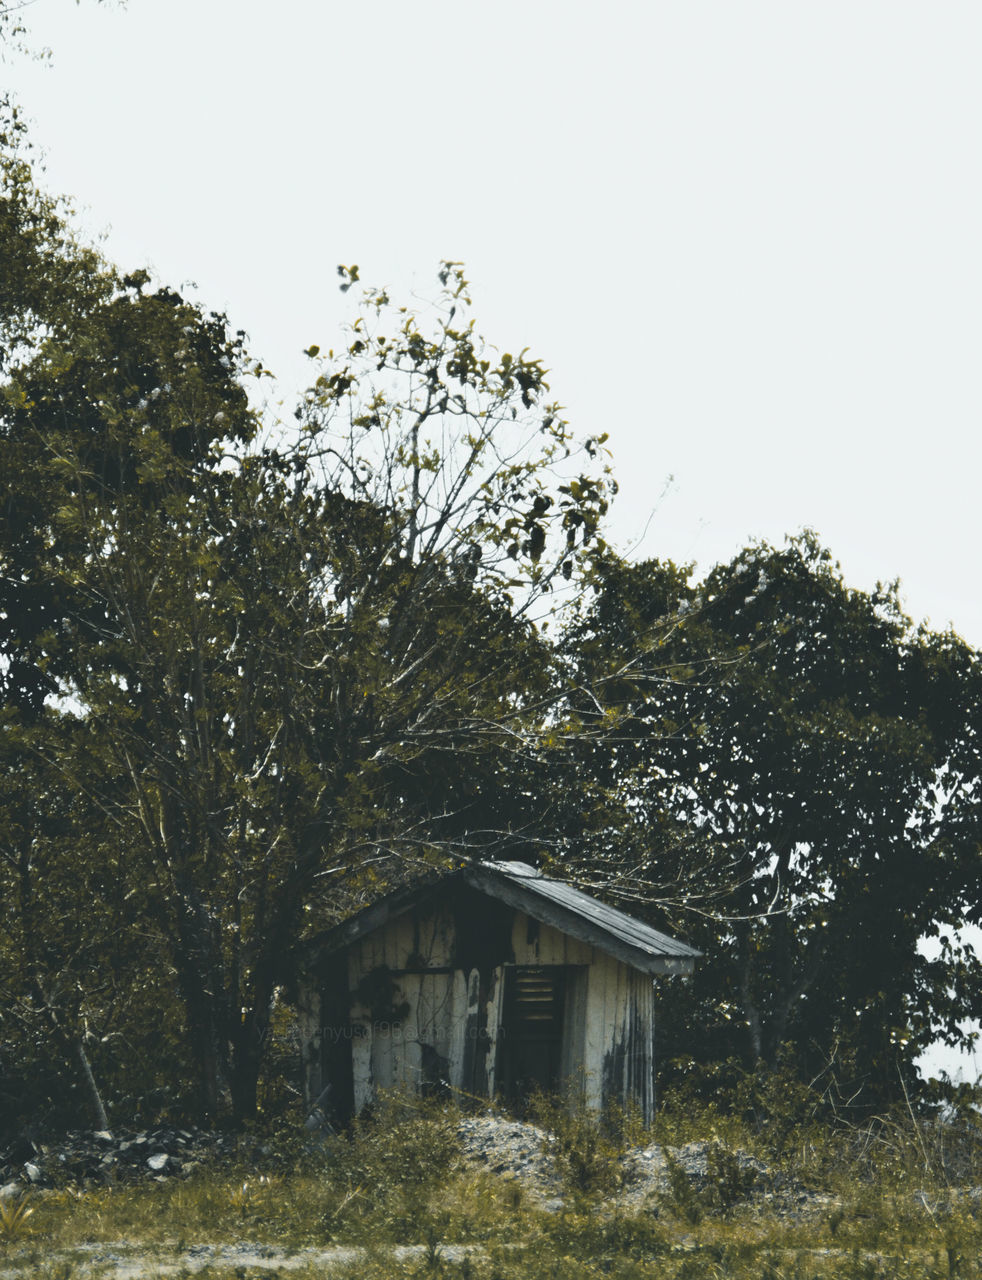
[561,535,982,1103]
[1,151,617,1118]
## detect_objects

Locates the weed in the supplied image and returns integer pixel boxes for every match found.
[227,1172,279,1219]
[317,1090,464,1242]
[4,1084,982,1277]
[10,1264,77,1280]
[703,1142,760,1213]
[659,1150,702,1225]
[529,1089,631,1202]
[0,1192,34,1244]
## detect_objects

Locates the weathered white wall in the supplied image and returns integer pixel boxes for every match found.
[343,900,655,1117]
[508,911,594,967]
[351,968,472,1108]
[348,902,458,973]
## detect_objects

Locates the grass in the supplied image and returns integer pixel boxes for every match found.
[1,1087,981,1277]
[0,1193,34,1244]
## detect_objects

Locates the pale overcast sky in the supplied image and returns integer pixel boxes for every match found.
[9,0,982,641]
[5,0,981,1081]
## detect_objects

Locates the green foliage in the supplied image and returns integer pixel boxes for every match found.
[702,1143,760,1213]
[561,535,982,1103]
[318,1092,464,1240]
[331,1092,462,1195]
[1,162,616,1122]
[7,1093,982,1277]
[0,1193,34,1244]
[655,1054,829,1171]
[529,1090,639,1202]
[655,1142,760,1225]
[296,262,613,596]
[658,1150,703,1226]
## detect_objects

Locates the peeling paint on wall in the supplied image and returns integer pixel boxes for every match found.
[312,883,661,1121]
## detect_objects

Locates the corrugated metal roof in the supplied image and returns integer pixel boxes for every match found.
[305,858,701,976]
[469,860,702,964]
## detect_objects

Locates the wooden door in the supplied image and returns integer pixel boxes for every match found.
[499,965,568,1101]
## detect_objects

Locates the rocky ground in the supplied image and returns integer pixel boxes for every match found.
[2,1115,979,1276]
[456,1114,832,1217]
[0,1126,246,1198]
[0,1114,835,1217]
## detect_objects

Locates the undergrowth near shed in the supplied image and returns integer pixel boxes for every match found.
[528,1087,645,1202]
[2,1082,981,1277]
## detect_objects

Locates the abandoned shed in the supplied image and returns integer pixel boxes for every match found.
[297,860,700,1123]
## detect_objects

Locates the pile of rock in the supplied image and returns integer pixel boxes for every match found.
[457,1115,563,1205]
[455,1115,806,1215]
[0,1126,241,1194]
[622,1139,772,1209]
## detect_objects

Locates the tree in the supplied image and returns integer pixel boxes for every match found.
[0,93,150,1133]
[0,1,621,1122]
[2,254,615,1122]
[563,535,982,1104]
[0,720,186,1135]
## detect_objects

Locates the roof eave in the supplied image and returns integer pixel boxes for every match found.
[462,864,699,976]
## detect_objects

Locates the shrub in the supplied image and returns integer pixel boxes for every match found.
[0,1193,34,1244]
[528,1089,634,1202]
[318,1091,463,1241]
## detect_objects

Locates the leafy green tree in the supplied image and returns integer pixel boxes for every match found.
[0,93,146,1132]
[0,4,617,1124]
[0,722,186,1136]
[564,535,982,1103]
[2,247,614,1121]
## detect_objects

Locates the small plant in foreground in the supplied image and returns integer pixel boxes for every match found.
[18,1264,77,1280]
[0,1192,35,1243]
[318,1091,463,1241]
[227,1172,276,1216]
[703,1142,760,1212]
[529,1089,632,1201]
[658,1150,702,1225]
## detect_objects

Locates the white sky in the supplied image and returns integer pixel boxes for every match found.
[5,0,981,1082]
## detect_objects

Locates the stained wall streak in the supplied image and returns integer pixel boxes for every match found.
[314,877,676,1119]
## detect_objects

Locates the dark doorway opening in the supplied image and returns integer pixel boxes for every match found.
[499,965,567,1101]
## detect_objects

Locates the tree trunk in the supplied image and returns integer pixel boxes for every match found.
[74,1036,110,1132]
[173,931,226,1123]
[228,1038,262,1125]
[187,977,225,1123]
[737,924,764,1062]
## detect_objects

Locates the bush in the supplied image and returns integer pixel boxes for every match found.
[318,1091,463,1241]
[527,1089,640,1203]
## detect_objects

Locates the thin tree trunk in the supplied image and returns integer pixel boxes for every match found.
[74,1036,110,1132]
[738,944,764,1062]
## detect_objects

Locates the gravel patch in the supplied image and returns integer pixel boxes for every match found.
[2,1114,976,1276]
[454,1116,787,1213]
[0,1126,245,1193]
[457,1114,563,1203]
[0,1240,481,1278]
